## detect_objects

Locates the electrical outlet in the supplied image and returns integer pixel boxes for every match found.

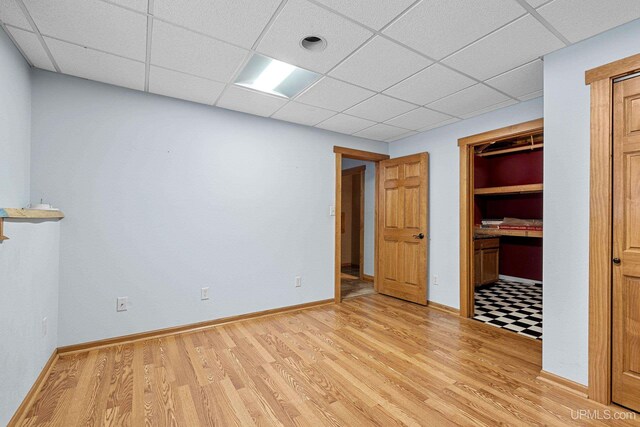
[42,317,47,337]
[201,287,210,300]
[117,297,128,312]
[329,206,335,216]
[433,275,439,286]
[295,276,302,288]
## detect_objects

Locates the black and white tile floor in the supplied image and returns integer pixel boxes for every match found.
[473,279,543,340]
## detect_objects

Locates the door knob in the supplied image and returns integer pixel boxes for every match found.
[413,233,425,239]
[613,257,621,265]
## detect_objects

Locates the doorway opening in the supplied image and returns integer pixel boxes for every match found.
[340,164,373,299]
[333,146,389,303]
[459,119,544,341]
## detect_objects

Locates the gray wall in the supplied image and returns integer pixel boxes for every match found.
[342,158,375,276]
[542,18,640,385]
[389,98,544,309]
[30,70,388,346]
[0,29,59,425]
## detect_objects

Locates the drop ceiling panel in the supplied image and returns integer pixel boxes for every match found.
[384,63,475,105]
[257,0,372,74]
[537,0,640,43]
[443,15,564,80]
[312,0,415,30]
[354,123,410,141]
[149,66,225,105]
[419,117,460,132]
[386,130,417,142]
[154,0,281,49]
[217,86,288,117]
[151,20,248,82]
[344,94,416,122]
[46,37,145,90]
[385,108,453,131]
[486,59,543,99]
[295,77,374,112]
[0,0,31,30]
[315,113,376,135]
[459,99,517,119]
[271,101,337,126]
[7,27,55,71]
[519,89,543,101]
[526,0,550,7]
[109,0,149,13]
[383,0,526,60]
[426,84,510,117]
[330,36,432,92]
[23,0,147,61]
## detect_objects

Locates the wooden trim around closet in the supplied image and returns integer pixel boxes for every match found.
[333,146,390,161]
[585,52,640,84]
[458,118,544,318]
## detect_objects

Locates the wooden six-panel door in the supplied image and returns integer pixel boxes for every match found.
[378,153,428,305]
[612,75,640,412]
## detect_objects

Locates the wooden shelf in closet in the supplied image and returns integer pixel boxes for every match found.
[0,208,65,241]
[474,227,543,238]
[474,183,543,196]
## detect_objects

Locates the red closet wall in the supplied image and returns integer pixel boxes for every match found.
[474,150,543,282]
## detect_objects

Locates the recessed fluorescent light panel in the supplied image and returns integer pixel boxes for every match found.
[234,54,320,98]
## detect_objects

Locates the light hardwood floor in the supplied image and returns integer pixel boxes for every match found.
[17,294,639,426]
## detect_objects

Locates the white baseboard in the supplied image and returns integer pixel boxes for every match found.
[498,275,542,285]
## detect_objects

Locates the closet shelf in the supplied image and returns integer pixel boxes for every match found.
[474,227,543,238]
[0,208,65,241]
[474,183,543,196]
[0,208,65,219]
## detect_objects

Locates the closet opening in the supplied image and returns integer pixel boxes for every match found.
[459,119,544,341]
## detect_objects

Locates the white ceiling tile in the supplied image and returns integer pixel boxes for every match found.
[460,99,518,119]
[272,101,336,126]
[344,94,417,122]
[257,0,372,74]
[385,108,453,131]
[418,117,460,132]
[519,89,543,101]
[109,0,149,13]
[217,86,287,117]
[383,0,525,60]
[385,130,417,142]
[384,63,476,105]
[154,0,281,49]
[538,0,640,43]
[354,123,409,141]
[426,84,510,117]
[315,113,376,134]
[149,66,225,105]
[443,15,564,80]
[526,0,550,7]
[0,0,31,30]
[7,27,55,71]
[151,20,248,82]
[295,77,374,112]
[330,37,432,91]
[23,0,147,61]
[485,60,543,99]
[312,0,415,30]
[45,37,145,90]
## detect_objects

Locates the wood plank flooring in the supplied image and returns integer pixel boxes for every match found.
[17,294,640,426]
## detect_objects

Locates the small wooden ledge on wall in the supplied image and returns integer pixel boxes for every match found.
[0,208,65,241]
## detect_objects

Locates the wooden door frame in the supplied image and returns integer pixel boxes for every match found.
[457,119,545,318]
[341,165,366,279]
[334,146,390,303]
[585,53,640,405]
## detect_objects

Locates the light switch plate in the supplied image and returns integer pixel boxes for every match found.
[117,297,128,312]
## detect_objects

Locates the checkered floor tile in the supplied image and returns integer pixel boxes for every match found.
[474,280,542,340]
